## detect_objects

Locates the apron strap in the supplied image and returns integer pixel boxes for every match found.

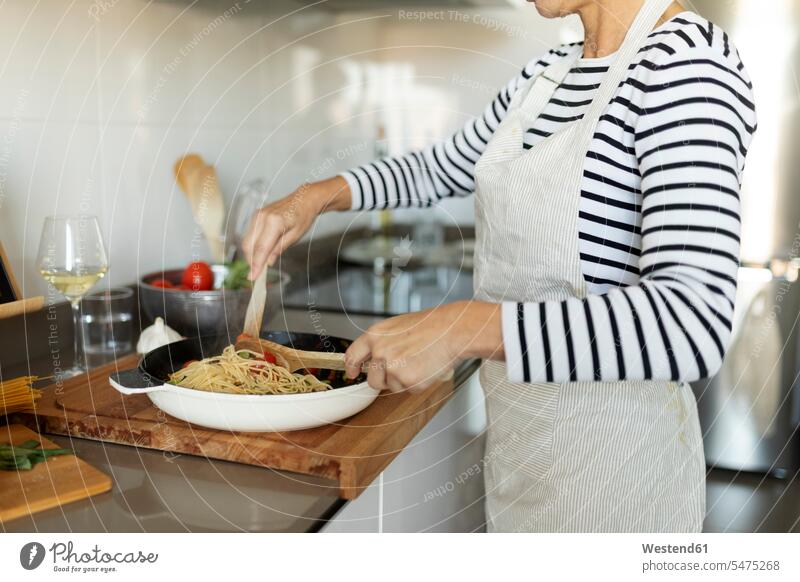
[533,49,579,94]
[583,0,676,123]
[515,49,581,118]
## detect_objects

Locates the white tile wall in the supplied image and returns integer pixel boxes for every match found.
[0,0,577,298]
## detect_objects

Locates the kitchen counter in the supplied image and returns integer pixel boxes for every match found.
[1,307,484,533]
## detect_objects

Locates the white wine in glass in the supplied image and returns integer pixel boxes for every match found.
[37,216,108,378]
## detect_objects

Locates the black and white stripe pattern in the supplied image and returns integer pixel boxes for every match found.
[340,11,756,384]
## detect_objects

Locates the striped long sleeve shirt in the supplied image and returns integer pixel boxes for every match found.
[340,11,757,384]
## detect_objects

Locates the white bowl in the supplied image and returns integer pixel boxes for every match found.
[109,374,379,433]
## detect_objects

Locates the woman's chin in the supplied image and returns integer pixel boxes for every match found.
[530,0,566,19]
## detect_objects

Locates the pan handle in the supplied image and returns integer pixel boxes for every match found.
[109,369,165,395]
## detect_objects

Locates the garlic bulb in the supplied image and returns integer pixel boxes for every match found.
[136,317,183,354]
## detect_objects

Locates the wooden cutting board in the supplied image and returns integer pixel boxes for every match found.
[14,355,456,499]
[0,424,112,523]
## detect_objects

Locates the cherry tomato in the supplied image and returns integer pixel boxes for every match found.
[181,261,214,291]
[149,278,174,288]
[263,351,277,365]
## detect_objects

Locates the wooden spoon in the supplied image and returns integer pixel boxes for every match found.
[174,155,226,263]
[236,335,356,373]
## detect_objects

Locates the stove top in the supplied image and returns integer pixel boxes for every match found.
[283,266,474,316]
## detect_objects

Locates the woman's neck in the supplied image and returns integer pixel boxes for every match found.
[579,0,685,59]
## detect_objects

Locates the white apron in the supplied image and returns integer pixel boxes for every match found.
[473,0,706,532]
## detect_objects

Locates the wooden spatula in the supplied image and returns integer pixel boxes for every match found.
[242,267,268,340]
[174,155,226,263]
[236,268,360,373]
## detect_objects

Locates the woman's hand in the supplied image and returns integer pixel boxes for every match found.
[243,175,351,281]
[345,300,504,393]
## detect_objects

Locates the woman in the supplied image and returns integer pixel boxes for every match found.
[244,0,756,532]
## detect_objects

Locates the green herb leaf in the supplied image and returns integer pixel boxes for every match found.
[222,259,252,290]
[18,440,41,449]
[0,441,73,471]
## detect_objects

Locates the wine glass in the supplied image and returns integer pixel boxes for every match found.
[36,216,108,378]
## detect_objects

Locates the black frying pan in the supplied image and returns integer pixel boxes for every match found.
[111,331,364,390]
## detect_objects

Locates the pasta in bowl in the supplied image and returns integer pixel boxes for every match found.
[168,345,331,395]
[109,332,378,432]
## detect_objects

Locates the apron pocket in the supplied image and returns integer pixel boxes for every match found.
[481,363,562,483]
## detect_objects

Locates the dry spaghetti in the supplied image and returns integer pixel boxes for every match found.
[168,345,330,395]
[0,376,41,416]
